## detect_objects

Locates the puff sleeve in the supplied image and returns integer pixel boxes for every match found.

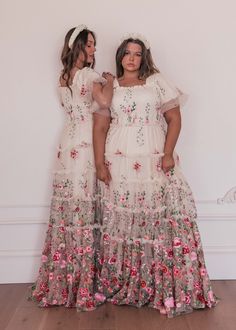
[149,72,187,113]
[88,69,111,117]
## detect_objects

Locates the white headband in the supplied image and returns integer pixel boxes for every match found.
[120,33,150,50]
[68,24,88,49]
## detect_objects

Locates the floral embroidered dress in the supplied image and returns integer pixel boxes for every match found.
[97,73,218,317]
[30,67,105,311]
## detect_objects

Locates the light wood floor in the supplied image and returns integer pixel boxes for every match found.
[0,281,235,330]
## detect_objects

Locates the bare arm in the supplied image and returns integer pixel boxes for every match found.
[92,73,114,109]
[93,112,111,184]
[162,106,181,173]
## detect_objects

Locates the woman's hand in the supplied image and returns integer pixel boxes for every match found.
[96,163,111,185]
[102,72,115,83]
[161,153,175,173]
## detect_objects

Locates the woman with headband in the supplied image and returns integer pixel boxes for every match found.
[93,33,218,317]
[30,25,114,311]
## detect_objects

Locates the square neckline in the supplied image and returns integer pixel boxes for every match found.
[114,77,147,89]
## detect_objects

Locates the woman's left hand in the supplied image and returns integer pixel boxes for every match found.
[102,72,115,83]
[161,153,175,173]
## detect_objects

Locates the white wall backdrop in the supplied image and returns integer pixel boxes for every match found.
[0,0,236,282]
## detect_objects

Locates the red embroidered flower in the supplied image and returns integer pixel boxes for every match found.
[79,288,88,297]
[86,300,95,309]
[183,246,190,254]
[70,148,79,159]
[133,162,141,171]
[80,84,87,96]
[141,280,146,288]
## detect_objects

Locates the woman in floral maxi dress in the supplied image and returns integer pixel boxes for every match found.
[30,25,113,310]
[93,34,218,317]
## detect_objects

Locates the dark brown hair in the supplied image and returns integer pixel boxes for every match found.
[60,27,96,90]
[116,38,159,79]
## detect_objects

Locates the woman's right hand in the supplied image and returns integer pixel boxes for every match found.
[96,163,111,185]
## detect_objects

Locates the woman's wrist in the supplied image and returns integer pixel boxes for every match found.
[95,161,106,168]
[164,151,173,156]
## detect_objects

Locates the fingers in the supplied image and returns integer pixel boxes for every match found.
[102,72,115,80]
[96,167,111,185]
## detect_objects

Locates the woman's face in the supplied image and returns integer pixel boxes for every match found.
[121,42,142,73]
[76,33,96,67]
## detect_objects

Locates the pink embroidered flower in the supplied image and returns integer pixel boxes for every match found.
[49,272,54,281]
[103,233,110,241]
[59,226,65,233]
[40,282,48,291]
[131,267,137,277]
[190,251,197,261]
[67,254,73,263]
[194,281,201,289]
[60,260,67,268]
[79,288,89,297]
[133,162,141,171]
[61,290,68,301]
[53,252,61,262]
[146,287,153,294]
[165,297,174,308]
[185,294,191,305]
[200,267,207,276]
[57,275,62,281]
[173,237,182,247]
[108,256,117,264]
[41,255,48,263]
[86,246,93,253]
[75,247,83,256]
[70,148,79,159]
[67,274,73,284]
[95,292,106,302]
[173,267,181,277]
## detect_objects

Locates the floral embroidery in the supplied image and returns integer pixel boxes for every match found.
[97,74,218,317]
[70,148,79,159]
[29,68,104,311]
[80,84,88,96]
[133,162,141,171]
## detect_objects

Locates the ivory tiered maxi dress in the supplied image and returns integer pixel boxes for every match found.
[97,73,218,317]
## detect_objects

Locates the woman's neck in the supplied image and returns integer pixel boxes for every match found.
[121,71,140,81]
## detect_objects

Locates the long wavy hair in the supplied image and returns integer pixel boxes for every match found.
[116,38,159,79]
[60,27,96,90]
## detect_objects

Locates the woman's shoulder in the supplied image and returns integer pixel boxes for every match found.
[146,72,163,84]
